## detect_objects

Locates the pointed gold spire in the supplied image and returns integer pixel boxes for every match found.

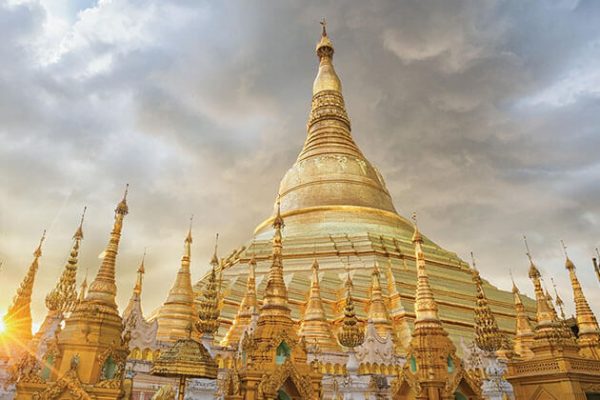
[411,213,441,324]
[523,236,577,354]
[210,232,219,269]
[3,230,46,343]
[523,236,556,328]
[196,234,221,337]
[561,241,600,358]
[46,207,86,316]
[156,220,197,342]
[367,263,393,339]
[133,249,146,297]
[259,197,291,320]
[550,277,566,321]
[338,270,364,349]
[470,252,504,353]
[299,258,339,351]
[510,276,534,358]
[85,185,129,308]
[221,252,259,347]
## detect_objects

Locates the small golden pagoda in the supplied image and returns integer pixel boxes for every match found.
[156,225,198,343]
[470,253,506,355]
[151,325,217,400]
[33,208,86,356]
[15,186,131,400]
[221,254,259,348]
[196,235,221,340]
[298,258,340,352]
[0,231,45,358]
[506,242,600,399]
[392,219,481,400]
[562,243,600,359]
[366,265,393,341]
[510,280,534,359]
[231,202,322,400]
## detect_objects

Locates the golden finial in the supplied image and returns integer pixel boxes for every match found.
[74,206,86,240]
[186,215,194,244]
[273,194,284,229]
[551,277,566,320]
[34,229,47,258]
[523,235,533,263]
[523,235,540,279]
[509,269,519,293]
[133,249,147,296]
[115,183,129,215]
[320,18,327,36]
[210,232,219,267]
[411,212,423,243]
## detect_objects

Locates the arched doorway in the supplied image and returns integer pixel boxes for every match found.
[277,390,292,400]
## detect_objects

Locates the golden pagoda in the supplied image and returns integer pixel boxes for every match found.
[366,265,394,341]
[470,253,505,354]
[221,254,259,348]
[506,241,600,399]
[562,242,600,359]
[392,219,481,399]
[0,231,46,357]
[196,235,221,339]
[510,279,534,359]
[156,224,198,343]
[15,186,131,400]
[204,20,533,353]
[33,208,86,356]
[298,258,340,352]
[231,201,322,400]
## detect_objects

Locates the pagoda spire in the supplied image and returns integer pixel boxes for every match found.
[33,208,86,355]
[46,207,86,317]
[470,252,503,353]
[3,230,46,343]
[367,263,393,339]
[123,250,147,320]
[412,214,441,324]
[221,252,259,347]
[395,214,471,399]
[551,277,566,321]
[156,219,197,342]
[510,276,534,358]
[134,249,146,297]
[561,241,600,359]
[85,185,129,308]
[523,236,578,355]
[53,187,131,387]
[299,258,339,351]
[197,234,221,338]
[259,197,291,320]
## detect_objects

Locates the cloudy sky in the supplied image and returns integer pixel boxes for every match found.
[1,0,599,326]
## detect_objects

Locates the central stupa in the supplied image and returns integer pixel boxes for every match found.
[196,25,535,349]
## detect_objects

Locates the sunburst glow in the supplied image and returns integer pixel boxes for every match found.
[0,319,5,334]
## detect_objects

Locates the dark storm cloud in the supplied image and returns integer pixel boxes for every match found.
[0,0,599,323]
